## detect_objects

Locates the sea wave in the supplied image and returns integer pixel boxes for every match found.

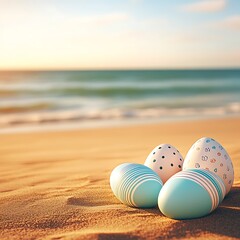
[1,102,240,127]
[1,82,240,98]
[0,69,239,132]
[0,93,237,115]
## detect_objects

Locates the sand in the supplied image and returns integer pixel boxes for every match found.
[0,117,239,240]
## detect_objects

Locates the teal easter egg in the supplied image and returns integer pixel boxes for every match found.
[158,169,226,219]
[110,163,163,208]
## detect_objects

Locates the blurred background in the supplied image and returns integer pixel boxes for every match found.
[0,0,240,133]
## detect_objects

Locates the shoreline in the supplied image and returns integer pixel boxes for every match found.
[1,114,240,134]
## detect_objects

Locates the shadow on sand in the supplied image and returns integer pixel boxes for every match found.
[145,186,240,239]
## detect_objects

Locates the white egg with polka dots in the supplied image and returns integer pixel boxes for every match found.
[183,137,234,195]
[144,144,184,184]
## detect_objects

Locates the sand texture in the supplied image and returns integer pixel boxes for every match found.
[0,117,240,240]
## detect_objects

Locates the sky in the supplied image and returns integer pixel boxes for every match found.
[0,0,240,70]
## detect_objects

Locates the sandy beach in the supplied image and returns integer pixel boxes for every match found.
[0,117,239,240]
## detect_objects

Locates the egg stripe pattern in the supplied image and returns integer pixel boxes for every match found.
[111,163,136,195]
[128,175,162,207]
[191,169,226,201]
[188,171,218,210]
[212,174,226,200]
[117,167,144,199]
[193,169,225,201]
[124,173,150,206]
[187,170,220,210]
[110,163,163,208]
[110,163,131,195]
[189,170,220,207]
[173,173,217,212]
[196,170,222,200]
[186,169,225,208]
[125,173,161,207]
[118,167,145,206]
[186,170,221,211]
[172,171,219,211]
[119,168,156,205]
[173,172,217,211]
[130,179,161,207]
[116,166,161,207]
[194,169,226,201]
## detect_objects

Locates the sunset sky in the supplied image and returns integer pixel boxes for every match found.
[0,0,240,70]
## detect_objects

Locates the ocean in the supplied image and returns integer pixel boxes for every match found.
[0,69,240,133]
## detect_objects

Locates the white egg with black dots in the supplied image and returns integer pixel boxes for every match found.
[144,144,184,183]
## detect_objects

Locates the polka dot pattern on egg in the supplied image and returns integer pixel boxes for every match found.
[144,144,184,183]
[183,137,234,195]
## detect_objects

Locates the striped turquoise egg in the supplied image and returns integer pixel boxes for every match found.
[158,169,226,219]
[110,163,163,208]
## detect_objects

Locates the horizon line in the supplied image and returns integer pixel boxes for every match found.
[0,66,240,72]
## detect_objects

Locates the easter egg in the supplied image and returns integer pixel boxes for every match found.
[144,144,184,183]
[158,169,226,219]
[183,137,234,195]
[110,163,163,208]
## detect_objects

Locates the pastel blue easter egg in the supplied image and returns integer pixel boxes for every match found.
[110,163,163,208]
[158,169,226,219]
